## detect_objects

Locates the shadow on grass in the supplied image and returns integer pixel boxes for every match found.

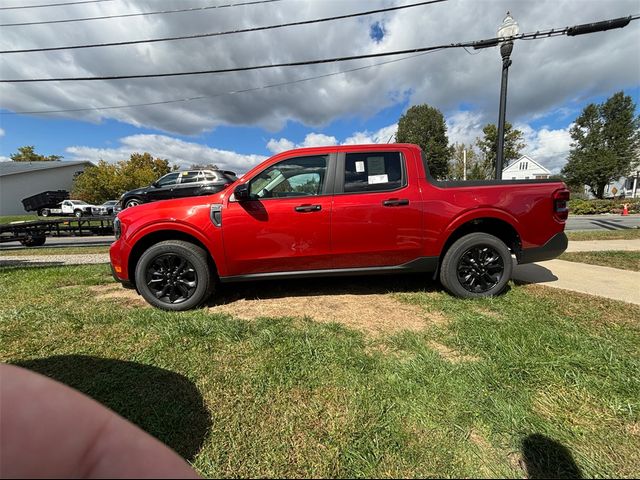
[209,273,442,306]
[521,434,582,479]
[12,355,211,461]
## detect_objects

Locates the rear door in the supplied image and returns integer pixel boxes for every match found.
[330,149,424,268]
[222,153,336,276]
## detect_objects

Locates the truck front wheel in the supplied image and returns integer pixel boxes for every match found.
[440,232,512,299]
[135,240,214,311]
[74,209,83,218]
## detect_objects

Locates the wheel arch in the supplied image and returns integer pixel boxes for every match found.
[127,230,217,288]
[439,216,522,268]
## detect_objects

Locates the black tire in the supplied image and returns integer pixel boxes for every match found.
[74,209,83,218]
[439,232,512,299]
[135,240,214,311]
[20,236,46,247]
[125,198,143,209]
[41,209,50,217]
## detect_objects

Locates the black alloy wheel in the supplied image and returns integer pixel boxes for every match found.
[145,253,198,305]
[134,240,214,311]
[439,232,513,299]
[456,245,504,293]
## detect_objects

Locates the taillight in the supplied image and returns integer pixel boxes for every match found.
[553,189,570,221]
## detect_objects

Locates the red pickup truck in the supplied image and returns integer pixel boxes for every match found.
[110,144,569,310]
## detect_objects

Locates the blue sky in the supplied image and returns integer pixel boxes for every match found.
[1,0,638,173]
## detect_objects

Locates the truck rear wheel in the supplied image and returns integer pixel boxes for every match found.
[40,209,50,217]
[20,236,46,247]
[134,240,214,311]
[74,209,83,218]
[440,232,512,299]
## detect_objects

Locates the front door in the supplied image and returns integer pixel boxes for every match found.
[149,172,180,201]
[222,154,335,276]
[330,150,423,268]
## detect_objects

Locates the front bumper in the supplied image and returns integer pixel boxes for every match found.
[518,232,568,264]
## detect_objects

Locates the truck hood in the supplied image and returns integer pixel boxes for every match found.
[117,190,228,224]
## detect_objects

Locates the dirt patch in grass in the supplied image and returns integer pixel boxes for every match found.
[89,285,148,307]
[427,341,480,363]
[209,293,439,336]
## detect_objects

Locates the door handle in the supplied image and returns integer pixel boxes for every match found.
[294,204,322,213]
[382,198,409,207]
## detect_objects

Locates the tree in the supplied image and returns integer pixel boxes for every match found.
[475,123,525,177]
[449,143,486,180]
[562,91,640,198]
[10,145,62,162]
[72,152,172,204]
[396,104,452,179]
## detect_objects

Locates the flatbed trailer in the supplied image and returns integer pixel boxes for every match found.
[0,217,114,247]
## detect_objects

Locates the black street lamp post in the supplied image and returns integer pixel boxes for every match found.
[495,12,519,180]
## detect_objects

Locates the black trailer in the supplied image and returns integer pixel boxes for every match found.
[0,217,114,247]
[22,190,69,216]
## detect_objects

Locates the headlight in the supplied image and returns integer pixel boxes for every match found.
[113,217,121,239]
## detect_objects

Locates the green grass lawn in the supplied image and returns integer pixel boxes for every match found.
[0,214,65,224]
[566,229,640,241]
[0,246,110,256]
[560,251,640,272]
[1,264,638,478]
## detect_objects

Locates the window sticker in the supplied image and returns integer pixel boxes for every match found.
[368,174,389,184]
[355,161,365,173]
[367,157,386,175]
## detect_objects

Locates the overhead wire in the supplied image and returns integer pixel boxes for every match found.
[0,0,285,27]
[0,49,445,115]
[0,0,448,53]
[0,0,114,10]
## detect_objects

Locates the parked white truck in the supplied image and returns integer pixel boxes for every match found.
[41,200,96,217]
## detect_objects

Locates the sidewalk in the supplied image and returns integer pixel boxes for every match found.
[566,238,640,252]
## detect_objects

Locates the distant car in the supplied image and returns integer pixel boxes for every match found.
[91,200,118,216]
[119,169,238,209]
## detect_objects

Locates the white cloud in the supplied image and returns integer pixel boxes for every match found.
[66,134,266,174]
[518,124,573,173]
[446,111,486,147]
[0,156,10,162]
[267,132,337,153]
[0,1,637,135]
[267,124,398,153]
[0,128,5,137]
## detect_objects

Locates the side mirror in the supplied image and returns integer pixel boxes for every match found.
[234,183,252,201]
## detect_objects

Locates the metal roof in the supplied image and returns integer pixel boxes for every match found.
[0,160,94,177]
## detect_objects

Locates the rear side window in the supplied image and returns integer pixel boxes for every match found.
[343,152,405,193]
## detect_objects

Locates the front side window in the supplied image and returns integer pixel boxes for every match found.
[343,152,404,193]
[249,155,328,199]
[155,172,180,187]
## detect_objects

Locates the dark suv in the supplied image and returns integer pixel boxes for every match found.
[119,169,237,209]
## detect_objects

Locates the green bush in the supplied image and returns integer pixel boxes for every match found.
[568,198,640,215]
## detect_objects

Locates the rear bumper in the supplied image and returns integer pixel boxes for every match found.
[519,232,568,264]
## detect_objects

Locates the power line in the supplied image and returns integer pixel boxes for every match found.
[1,14,637,83]
[0,44,462,83]
[0,0,284,27]
[0,50,444,115]
[0,0,447,53]
[0,0,114,10]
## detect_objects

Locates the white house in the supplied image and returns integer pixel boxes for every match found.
[0,161,93,215]
[501,155,551,180]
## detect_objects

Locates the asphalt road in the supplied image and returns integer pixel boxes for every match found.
[565,214,640,231]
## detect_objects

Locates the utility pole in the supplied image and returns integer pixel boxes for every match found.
[463,149,467,180]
